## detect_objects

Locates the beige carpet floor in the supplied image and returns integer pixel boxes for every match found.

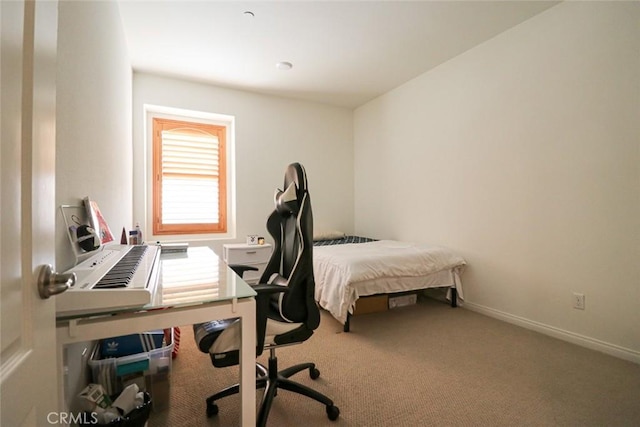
[148,296,640,426]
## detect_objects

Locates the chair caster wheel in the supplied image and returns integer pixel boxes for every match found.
[310,367,320,379]
[326,404,340,421]
[206,401,219,417]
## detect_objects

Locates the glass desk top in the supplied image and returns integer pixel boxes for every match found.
[56,246,256,321]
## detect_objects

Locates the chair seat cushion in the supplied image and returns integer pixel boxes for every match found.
[193,319,236,353]
[193,317,304,355]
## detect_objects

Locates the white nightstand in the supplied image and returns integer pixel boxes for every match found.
[223,243,272,284]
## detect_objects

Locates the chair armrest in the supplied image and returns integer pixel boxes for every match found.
[252,284,289,353]
[228,264,259,278]
[253,283,289,294]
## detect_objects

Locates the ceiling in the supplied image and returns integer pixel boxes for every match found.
[117,1,559,109]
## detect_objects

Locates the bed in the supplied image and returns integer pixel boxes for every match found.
[312,234,466,332]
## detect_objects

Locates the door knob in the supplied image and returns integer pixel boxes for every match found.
[37,264,75,299]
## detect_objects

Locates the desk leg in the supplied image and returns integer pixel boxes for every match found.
[239,298,256,426]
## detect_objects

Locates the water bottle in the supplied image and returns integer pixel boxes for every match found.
[135,222,143,244]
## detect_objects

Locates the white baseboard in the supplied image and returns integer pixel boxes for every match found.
[462,301,640,365]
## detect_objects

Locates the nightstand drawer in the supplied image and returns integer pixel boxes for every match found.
[223,243,272,284]
[223,244,272,265]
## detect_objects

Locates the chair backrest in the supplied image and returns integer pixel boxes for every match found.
[260,163,320,330]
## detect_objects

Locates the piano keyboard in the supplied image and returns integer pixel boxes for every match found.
[56,244,161,317]
[94,245,149,289]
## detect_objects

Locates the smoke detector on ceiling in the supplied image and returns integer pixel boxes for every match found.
[276,61,293,71]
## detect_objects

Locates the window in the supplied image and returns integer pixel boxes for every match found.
[152,117,227,235]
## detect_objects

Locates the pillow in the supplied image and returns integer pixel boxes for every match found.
[274,182,298,215]
[313,229,346,241]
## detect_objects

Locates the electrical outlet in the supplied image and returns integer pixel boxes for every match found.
[573,292,585,310]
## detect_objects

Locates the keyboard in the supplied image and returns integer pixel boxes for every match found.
[56,244,161,317]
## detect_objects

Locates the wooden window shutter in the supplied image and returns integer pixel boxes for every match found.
[152,118,227,235]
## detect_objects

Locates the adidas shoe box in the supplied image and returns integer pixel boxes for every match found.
[88,330,173,410]
[100,331,165,358]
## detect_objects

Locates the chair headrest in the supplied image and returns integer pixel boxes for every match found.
[283,163,307,193]
[274,163,308,215]
[274,182,299,215]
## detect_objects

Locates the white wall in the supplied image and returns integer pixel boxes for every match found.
[354,2,640,361]
[56,0,133,271]
[132,73,354,254]
[55,0,133,412]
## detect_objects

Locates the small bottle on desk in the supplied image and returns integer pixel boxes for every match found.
[135,222,143,244]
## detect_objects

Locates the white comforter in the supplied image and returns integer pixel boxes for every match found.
[313,240,466,324]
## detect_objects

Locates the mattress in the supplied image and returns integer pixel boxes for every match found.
[313,239,466,324]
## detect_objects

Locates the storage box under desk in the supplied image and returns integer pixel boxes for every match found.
[88,329,174,411]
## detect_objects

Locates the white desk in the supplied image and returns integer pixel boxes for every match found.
[56,247,257,426]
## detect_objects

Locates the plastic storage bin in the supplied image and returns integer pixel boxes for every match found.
[89,329,173,410]
[79,392,152,427]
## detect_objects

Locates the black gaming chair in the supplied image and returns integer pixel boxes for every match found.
[193,163,340,426]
